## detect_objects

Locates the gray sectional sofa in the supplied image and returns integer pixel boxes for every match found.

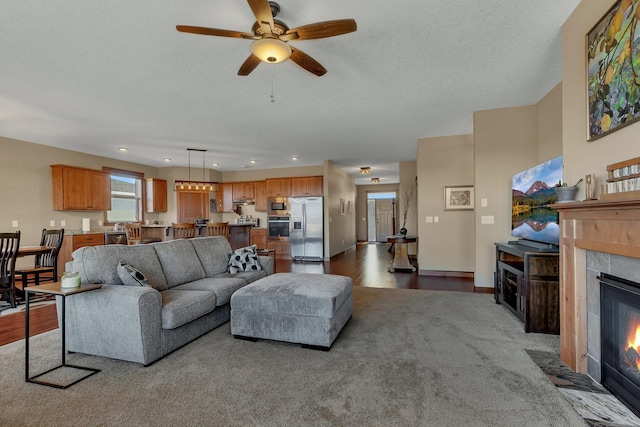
[61,236,273,365]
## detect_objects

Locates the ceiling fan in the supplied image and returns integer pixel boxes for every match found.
[176,0,357,76]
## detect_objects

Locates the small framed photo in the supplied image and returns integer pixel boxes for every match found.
[347,200,353,214]
[444,185,474,210]
[340,198,346,215]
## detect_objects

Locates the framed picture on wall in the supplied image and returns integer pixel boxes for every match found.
[586,0,640,140]
[340,198,346,215]
[444,185,474,211]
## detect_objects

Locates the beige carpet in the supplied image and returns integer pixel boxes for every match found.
[0,287,586,426]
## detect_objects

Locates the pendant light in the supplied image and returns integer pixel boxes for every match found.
[174,148,219,192]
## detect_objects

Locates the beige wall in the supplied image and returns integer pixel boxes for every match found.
[562,0,640,197]
[537,83,563,161]
[355,183,399,241]
[417,134,475,272]
[399,161,418,255]
[324,160,357,257]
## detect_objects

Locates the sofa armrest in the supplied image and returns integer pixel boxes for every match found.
[59,284,163,365]
[258,255,274,275]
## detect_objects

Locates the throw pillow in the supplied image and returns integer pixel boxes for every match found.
[228,244,263,274]
[117,262,150,287]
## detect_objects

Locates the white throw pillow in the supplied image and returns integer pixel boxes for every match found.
[228,245,263,274]
[117,262,150,287]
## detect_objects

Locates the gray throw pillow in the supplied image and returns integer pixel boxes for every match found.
[117,262,150,287]
[228,244,263,274]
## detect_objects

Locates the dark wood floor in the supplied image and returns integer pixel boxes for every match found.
[0,242,475,346]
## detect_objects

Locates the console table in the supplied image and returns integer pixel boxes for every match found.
[25,282,102,389]
[387,235,417,272]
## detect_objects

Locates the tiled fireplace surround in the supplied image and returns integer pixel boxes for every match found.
[554,199,640,381]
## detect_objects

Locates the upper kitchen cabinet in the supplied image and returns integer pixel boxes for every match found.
[291,176,323,197]
[145,178,167,212]
[51,165,111,210]
[232,182,254,202]
[266,178,291,197]
[217,182,233,212]
[254,181,267,211]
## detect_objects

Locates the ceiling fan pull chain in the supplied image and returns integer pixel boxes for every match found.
[270,63,276,103]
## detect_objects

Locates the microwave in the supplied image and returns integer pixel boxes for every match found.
[267,197,289,215]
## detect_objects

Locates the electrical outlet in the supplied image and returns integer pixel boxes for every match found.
[481,198,488,208]
[434,216,439,223]
[60,220,66,227]
[98,220,103,226]
[12,220,18,228]
[50,220,56,227]
[425,216,433,223]
[481,215,495,225]
[341,239,345,245]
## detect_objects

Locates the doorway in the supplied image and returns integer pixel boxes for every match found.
[367,192,396,242]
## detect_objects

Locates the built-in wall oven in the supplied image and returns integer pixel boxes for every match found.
[268,216,290,240]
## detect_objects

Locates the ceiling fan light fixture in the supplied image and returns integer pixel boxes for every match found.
[251,38,291,63]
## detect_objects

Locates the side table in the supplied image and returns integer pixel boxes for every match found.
[387,235,417,272]
[25,282,102,389]
[256,248,277,273]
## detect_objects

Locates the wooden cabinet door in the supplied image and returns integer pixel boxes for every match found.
[217,183,233,212]
[266,178,291,197]
[268,240,291,255]
[291,177,323,197]
[52,165,111,210]
[250,228,267,249]
[178,192,208,223]
[232,182,254,200]
[146,178,167,212]
[63,167,89,209]
[254,181,267,211]
[88,170,111,210]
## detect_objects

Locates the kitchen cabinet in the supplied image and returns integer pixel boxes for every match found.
[266,178,291,197]
[177,191,208,223]
[268,240,291,258]
[232,182,254,201]
[57,233,105,276]
[217,183,233,212]
[254,181,267,212]
[229,224,252,250]
[51,165,111,210]
[250,228,267,249]
[291,176,323,197]
[145,178,167,212]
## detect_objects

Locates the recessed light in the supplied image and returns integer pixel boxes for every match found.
[291,156,299,161]
[163,157,171,162]
[371,177,380,183]
[212,163,219,167]
[250,160,257,164]
[360,167,371,174]
[119,147,128,152]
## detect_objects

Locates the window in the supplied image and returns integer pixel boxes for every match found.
[103,168,144,224]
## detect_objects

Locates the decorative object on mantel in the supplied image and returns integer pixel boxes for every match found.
[601,156,640,201]
[399,177,417,235]
[587,0,640,141]
[554,179,582,203]
[584,174,597,200]
[174,148,219,192]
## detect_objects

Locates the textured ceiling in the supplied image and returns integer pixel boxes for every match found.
[0,0,580,185]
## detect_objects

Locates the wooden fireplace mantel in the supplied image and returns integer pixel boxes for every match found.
[553,199,640,372]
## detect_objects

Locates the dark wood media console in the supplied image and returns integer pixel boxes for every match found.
[494,242,559,334]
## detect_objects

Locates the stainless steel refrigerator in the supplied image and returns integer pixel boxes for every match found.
[290,196,324,261]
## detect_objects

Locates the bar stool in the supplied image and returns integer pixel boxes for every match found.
[206,222,229,239]
[125,223,161,245]
[171,223,197,239]
[0,231,21,308]
[16,229,64,290]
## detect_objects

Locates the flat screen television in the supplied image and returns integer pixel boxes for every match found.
[511,155,563,248]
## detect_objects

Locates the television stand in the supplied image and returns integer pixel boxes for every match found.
[508,239,559,252]
[494,242,559,334]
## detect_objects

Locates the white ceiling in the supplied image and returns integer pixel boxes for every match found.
[1,0,580,185]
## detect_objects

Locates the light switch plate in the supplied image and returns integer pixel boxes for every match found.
[481,198,488,207]
[50,220,56,227]
[60,220,66,227]
[12,220,18,228]
[434,216,439,223]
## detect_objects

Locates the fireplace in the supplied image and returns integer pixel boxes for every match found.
[600,273,640,417]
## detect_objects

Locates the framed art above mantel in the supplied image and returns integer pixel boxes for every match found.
[586,0,640,141]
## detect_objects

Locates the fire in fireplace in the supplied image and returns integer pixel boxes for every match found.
[600,273,640,417]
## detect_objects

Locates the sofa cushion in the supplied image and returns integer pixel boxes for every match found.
[214,270,267,285]
[117,262,150,287]
[72,244,168,291]
[227,245,262,274]
[190,236,233,277]
[172,277,248,306]
[153,239,206,288]
[160,289,217,329]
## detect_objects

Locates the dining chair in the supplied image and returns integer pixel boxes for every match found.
[0,231,21,308]
[15,229,64,291]
[125,223,161,245]
[206,222,229,239]
[171,223,197,239]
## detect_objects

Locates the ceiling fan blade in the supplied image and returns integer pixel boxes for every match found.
[238,54,262,76]
[289,47,327,76]
[247,0,274,35]
[176,25,256,39]
[282,19,357,41]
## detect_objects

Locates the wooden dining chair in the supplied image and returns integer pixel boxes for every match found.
[0,231,21,308]
[125,223,161,245]
[206,222,229,239]
[171,223,197,239]
[15,229,64,290]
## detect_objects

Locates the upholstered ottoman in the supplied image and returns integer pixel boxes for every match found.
[230,273,353,350]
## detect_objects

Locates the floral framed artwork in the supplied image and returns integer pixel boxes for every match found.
[444,186,474,211]
[587,0,640,141]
